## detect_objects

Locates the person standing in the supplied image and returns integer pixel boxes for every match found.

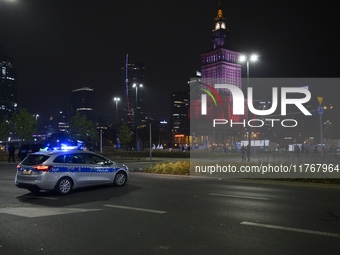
[8,143,15,163]
[295,145,300,156]
[312,145,318,157]
[247,144,251,162]
[241,145,246,162]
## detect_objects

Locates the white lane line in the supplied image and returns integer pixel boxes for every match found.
[0,207,102,218]
[241,221,340,238]
[104,204,167,214]
[209,193,271,201]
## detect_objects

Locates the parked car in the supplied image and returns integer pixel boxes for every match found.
[15,150,129,195]
[17,144,44,161]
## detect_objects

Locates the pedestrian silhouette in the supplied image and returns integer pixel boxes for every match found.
[8,143,15,163]
[312,145,318,157]
[295,145,300,156]
[247,144,251,161]
[241,145,246,162]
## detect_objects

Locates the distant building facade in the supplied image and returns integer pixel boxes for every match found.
[121,55,146,133]
[0,44,18,120]
[57,110,70,132]
[121,55,146,128]
[171,90,189,146]
[121,55,146,129]
[70,87,96,122]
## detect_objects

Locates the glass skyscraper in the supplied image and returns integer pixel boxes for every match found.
[0,44,18,120]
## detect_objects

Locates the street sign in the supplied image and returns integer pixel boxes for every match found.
[317,105,324,115]
[317,97,323,105]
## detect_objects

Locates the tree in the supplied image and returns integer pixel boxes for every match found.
[68,111,99,147]
[11,108,37,142]
[118,121,132,150]
[0,117,11,142]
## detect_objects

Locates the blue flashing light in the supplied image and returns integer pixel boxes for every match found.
[61,145,78,150]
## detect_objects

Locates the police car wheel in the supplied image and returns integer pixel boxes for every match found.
[55,177,73,195]
[113,171,127,187]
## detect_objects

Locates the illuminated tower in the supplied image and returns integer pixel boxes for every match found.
[212,0,229,49]
[121,55,146,128]
[0,44,18,120]
[201,1,242,121]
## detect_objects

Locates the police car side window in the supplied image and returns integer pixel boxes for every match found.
[71,154,85,164]
[53,154,85,164]
[54,155,69,163]
[84,154,106,165]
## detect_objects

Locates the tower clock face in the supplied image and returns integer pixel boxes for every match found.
[221,23,225,29]
[215,23,220,30]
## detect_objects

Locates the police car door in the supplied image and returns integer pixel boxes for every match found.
[83,153,114,184]
[54,153,91,186]
[69,153,91,185]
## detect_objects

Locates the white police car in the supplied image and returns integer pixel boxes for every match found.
[15,150,128,195]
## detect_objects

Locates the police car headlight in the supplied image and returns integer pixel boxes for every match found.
[122,164,128,171]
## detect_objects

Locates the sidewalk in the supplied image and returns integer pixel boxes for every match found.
[1,153,338,165]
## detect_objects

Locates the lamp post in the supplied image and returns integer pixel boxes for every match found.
[34,114,39,125]
[133,83,143,151]
[239,54,258,154]
[114,97,120,148]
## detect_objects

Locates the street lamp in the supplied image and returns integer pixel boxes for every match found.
[114,97,120,148]
[133,83,143,107]
[34,114,39,125]
[133,83,143,151]
[239,54,258,154]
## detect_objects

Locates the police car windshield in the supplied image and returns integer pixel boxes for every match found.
[22,155,50,165]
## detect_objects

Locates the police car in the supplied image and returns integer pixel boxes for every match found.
[15,150,128,195]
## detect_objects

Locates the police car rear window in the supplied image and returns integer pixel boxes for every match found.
[22,155,50,165]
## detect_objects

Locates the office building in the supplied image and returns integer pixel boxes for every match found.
[171,90,189,146]
[0,44,18,120]
[70,87,96,122]
[121,55,146,129]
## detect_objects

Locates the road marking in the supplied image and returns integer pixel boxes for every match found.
[240,221,340,238]
[104,204,167,214]
[209,193,271,201]
[0,207,102,218]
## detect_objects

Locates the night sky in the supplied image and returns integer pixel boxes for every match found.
[0,0,339,124]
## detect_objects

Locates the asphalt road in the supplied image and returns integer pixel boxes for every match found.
[0,163,340,255]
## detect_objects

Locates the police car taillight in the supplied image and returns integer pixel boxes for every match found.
[33,165,53,172]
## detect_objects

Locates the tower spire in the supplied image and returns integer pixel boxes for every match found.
[216,0,224,19]
[212,0,228,49]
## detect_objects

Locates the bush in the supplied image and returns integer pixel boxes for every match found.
[142,160,340,184]
[144,161,190,175]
